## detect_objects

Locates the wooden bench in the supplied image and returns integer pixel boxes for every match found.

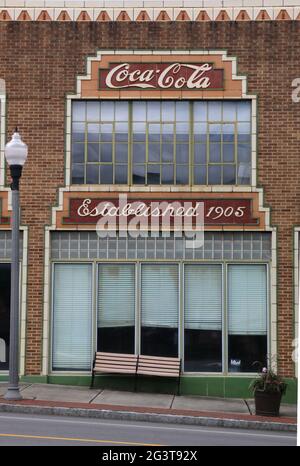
[90,352,138,389]
[91,352,181,394]
[137,355,181,395]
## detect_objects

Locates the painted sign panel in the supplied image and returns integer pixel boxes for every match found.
[62,198,258,226]
[99,62,224,91]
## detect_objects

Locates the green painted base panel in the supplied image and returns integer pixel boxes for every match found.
[0,374,296,404]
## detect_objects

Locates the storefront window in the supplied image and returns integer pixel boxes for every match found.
[141,264,179,357]
[97,264,135,354]
[0,264,10,370]
[51,234,270,373]
[228,265,268,373]
[71,100,251,186]
[52,264,93,371]
[184,264,222,372]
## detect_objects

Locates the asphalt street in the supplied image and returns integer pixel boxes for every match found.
[0,412,296,446]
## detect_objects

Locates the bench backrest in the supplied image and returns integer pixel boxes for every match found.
[137,355,181,377]
[93,352,138,374]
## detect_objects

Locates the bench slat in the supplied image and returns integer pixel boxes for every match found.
[138,360,180,368]
[94,367,136,374]
[138,355,180,362]
[137,369,179,377]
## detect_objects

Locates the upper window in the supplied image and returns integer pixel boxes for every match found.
[71,100,251,186]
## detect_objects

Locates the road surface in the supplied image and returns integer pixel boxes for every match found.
[0,412,296,446]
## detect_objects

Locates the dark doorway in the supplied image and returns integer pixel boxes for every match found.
[0,264,10,370]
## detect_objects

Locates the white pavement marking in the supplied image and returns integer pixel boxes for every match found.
[0,413,295,439]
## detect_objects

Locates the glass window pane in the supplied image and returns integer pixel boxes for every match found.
[87,101,100,121]
[149,124,161,142]
[208,165,221,184]
[133,102,146,121]
[194,144,206,164]
[115,165,128,184]
[237,101,251,121]
[176,165,189,184]
[161,124,173,143]
[87,144,99,162]
[208,101,222,121]
[194,123,207,143]
[176,144,189,164]
[72,123,85,142]
[115,144,128,163]
[147,164,160,184]
[147,101,161,121]
[100,101,114,121]
[238,144,251,163]
[115,102,128,121]
[86,165,99,184]
[223,124,235,143]
[52,264,92,371]
[100,165,113,184]
[133,123,146,142]
[184,265,222,372]
[223,144,235,162]
[148,144,160,162]
[209,144,221,162]
[72,143,85,163]
[133,164,145,184]
[176,101,189,121]
[162,143,174,162]
[141,264,179,357]
[237,163,251,185]
[98,264,135,354]
[115,123,129,142]
[209,124,222,142]
[194,101,207,121]
[223,165,236,184]
[100,124,113,142]
[194,166,206,184]
[223,101,237,121]
[176,123,189,142]
[162,165,174,184]
[72,164,84,184]
[72,101,85,121]
[162,101,175,121]
[133,144,146,163]
[228,265,267,373]
[87,124,99,142]
[100,144,112,162]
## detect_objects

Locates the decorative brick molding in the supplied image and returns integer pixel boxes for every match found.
[1,6,300,22]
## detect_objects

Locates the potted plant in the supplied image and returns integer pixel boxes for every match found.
[249,366,287,417]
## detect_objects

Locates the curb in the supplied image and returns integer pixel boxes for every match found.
[0,403,296,433]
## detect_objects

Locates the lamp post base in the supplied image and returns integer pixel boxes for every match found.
[4,386,23,401]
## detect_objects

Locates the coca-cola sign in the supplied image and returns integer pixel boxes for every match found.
[99,62,224,91]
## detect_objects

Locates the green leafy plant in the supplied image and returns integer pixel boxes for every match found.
[249,365,287,396]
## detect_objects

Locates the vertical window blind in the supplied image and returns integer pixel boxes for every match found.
[141,264,179,328]
[228,264,267,335]
[184,264,222,330]
[98,264,135,328]
[52,264,92,370]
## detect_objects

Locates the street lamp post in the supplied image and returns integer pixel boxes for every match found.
[4,128,28,401]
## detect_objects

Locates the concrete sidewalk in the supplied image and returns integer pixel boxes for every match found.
[0,382,297,432]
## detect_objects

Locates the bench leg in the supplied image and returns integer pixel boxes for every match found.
[177,375,181,396]
[90,371,95,389]
[134,372,138,392]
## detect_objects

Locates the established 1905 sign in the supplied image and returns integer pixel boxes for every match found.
[99,62,224,91]
[62,198,258,227]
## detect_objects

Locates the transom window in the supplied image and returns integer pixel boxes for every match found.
[71,100,251,186]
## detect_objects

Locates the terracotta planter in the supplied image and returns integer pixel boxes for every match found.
[254,390,282,417]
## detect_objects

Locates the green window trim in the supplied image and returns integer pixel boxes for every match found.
[71,100,252,186]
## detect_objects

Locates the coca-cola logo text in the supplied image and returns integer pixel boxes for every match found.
[99,62,224,90]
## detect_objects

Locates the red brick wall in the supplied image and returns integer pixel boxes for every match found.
[0,22,299,377]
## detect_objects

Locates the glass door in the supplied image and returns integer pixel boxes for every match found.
[0,264,11,370]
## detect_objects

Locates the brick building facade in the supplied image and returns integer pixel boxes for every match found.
[0,1,299,401]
